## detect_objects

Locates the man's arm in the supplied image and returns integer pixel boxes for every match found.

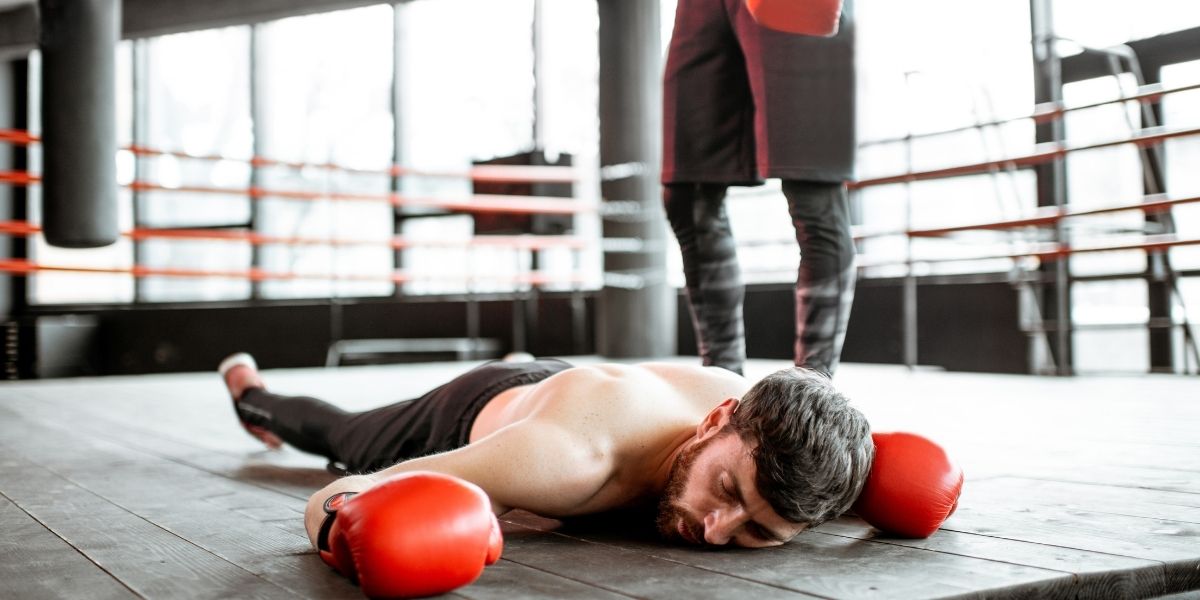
[305,418,611,548]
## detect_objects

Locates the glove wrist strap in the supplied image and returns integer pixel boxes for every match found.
[317,491,357,552]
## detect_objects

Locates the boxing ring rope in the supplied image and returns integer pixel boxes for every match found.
[849,234,1200,268]
[0,257,588,287]
[846,75,1200,374]
[858,80,1200,147]
[1,121,1198,281]
[850,124,1200,189]
[1,71,1198,370]
[0,129,581,185]
[773,192,1200,243]
[0,220,591,250]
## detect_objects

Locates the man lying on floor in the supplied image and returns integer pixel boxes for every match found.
[220,355,873,551]
[220,355,963,598]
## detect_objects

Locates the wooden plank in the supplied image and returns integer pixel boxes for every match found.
[495,518,822,600]
[1002,463,1200,495]
[963,477,1200,524]
[0,381,336,500]
[0,405,385,600]
[0,404,627,600]
[464,559,635,600]
[501,512,1074,600]
[0,450,293,599]
[1156,590,1200,600]
[939,479,1200,564]
[817,518,1166,599]
[0,493,137,600]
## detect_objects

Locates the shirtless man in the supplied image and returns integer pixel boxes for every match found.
[219,355,874,551]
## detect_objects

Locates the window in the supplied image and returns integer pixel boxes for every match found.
[21,1,609,305]
[1072,279,1150,373]
[1163,59,1200,271]
[257,5,396,299]
[1062,75,1147,279]
[855,0,1035,279]
[140,27,254,302]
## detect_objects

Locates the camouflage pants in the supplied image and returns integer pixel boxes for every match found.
[665,181,856,376]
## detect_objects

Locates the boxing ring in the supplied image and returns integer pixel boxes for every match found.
[0,21,1198,599]
[1,358,1197,599]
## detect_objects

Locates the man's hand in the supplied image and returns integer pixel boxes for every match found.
[305,474,375,549]
[853,431,963,538]
[318,472,503,598]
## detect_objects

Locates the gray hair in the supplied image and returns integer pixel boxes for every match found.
[728,367,874,527]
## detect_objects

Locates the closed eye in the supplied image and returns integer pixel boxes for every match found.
[747,522,787,544]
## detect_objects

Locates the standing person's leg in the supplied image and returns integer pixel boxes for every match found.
[665,183,746,374]
[783,180,856,375]
[731,0,857,374]
[663,0,761,375]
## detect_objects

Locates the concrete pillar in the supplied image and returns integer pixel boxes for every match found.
[596,0,676,358]
[1029,0,1072,374]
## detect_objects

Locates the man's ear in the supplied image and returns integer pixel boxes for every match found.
[696,397,740,440]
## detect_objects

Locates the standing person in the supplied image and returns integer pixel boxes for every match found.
[663,0,857,376]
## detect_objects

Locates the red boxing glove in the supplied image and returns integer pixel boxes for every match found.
[853,432,963,538]
[319,472,503,599]
[744,0,844,37]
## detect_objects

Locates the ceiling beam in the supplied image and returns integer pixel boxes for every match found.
[0,0,398,56]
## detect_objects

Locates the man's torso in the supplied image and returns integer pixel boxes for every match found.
[469,362,751,512]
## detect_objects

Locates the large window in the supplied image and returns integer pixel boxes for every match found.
[141,27,254,302]
[1162,59,1200,371]
[854,0,1036,279]
[1163,59,1200,270]
[21,1,603,305]
[257,5,395,300]
[397,0,536,296]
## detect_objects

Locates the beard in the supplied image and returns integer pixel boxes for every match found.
[655,435,715,544]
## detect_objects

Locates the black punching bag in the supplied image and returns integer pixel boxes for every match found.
[38,0,119,248]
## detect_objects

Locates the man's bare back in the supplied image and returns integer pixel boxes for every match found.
[472,362,750,443]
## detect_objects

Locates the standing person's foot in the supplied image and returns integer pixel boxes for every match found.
[218,353,284,449]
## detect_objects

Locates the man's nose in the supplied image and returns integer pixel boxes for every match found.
[703,506,746,545]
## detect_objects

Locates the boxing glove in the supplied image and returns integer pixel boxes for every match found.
[745,0,843,37]
[853,431,963,538]
[319,471,503,599]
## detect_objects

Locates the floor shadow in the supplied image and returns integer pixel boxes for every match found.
[231,463,338,489]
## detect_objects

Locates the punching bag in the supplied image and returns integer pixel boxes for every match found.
[38,0,120,248]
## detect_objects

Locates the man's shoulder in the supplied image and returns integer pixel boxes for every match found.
[529,362,738,434]
[560,361,747,385]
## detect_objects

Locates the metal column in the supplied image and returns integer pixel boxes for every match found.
[596,0,675,358]
[2,59,30,378]
[1029,0,1073,375]
[37,0,120,248]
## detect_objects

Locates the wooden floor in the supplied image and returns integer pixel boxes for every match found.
[1,358,1198,599]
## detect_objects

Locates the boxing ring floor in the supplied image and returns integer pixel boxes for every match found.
[1,358,1197,600]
